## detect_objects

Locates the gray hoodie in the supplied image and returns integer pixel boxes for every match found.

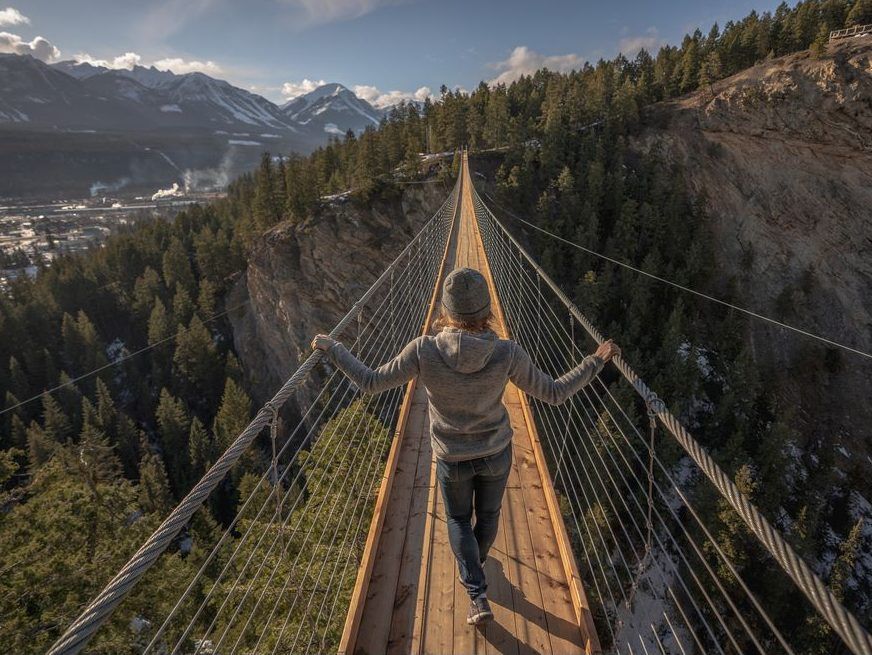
[326,327,604,462]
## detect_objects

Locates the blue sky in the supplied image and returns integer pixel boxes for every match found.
[2,0,785,105]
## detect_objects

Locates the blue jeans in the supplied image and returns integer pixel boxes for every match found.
[436,443,512,600]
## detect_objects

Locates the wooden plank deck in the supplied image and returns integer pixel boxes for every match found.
[340,152,600,655]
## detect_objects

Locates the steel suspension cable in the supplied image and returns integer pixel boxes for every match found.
[470,186,872,655]
[47,176,460,655]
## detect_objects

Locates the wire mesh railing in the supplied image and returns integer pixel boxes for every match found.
[470,184,871,655]
[47,177,459,655]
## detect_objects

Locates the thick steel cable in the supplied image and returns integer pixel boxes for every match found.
[147,202,447,654]
[494,270,734,655]
[284,185,460,654]
[239,217,448,653]
[471,187,872,655]
[178,220,442,654]
[217,384,398,654]
[46,178,460,655]
[481,203,796,655]
[485,207,793,654]
[220,274,433,653]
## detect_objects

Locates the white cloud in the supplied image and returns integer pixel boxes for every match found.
[618,27,663,56]
[153,57,223,75]
[0,7,29,26]
[0,31,60,61]
[72,52,222,76]
[74,51,143,70]
[281,78,327,99]
[353,84,432,108]
[281,0,408,27]
[489,46,584,85]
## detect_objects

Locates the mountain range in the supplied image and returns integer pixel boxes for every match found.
[0,54,392,199]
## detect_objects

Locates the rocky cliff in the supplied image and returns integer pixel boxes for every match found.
[635,36,872,463]
[227,181,451,407]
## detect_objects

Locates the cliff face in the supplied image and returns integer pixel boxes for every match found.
[227,181,450,406]
[635,37,872,460]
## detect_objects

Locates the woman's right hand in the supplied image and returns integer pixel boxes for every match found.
[311,334,336,351]
[594,339,621,363]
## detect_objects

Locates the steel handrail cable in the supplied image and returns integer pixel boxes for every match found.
[46,175,462,655]
[489,265,741,655]
[225,254,441,653]
[178,213,448,654]
[471,185,872,655]
[146,194,451,654]
[283,178,462,654]
[481,195,828,654]
[485,220,793,654]
[480,193,768,651]
[219,267,437,653]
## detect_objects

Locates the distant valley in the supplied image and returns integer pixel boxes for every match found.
[0,54,395,199]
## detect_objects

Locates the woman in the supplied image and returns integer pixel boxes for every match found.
[311,267,620,626]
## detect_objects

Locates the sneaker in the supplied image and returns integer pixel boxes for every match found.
[467,596,494,625]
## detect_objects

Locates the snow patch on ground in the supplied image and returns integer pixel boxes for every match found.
[160,103,182,113]
[227,139,261,146]
[323,122,344,135]
[614,546,692,654]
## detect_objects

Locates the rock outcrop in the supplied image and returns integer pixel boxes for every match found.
[636,36,872,458]
[227,181,451,407]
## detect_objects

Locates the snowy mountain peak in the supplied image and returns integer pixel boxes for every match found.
[279,82,381,136]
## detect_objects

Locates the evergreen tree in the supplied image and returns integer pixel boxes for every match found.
[138,438,174,516]
[699,51,723,96]
[188,416,212,478]
[132,267,163,320]
[847,0,872,25]
[26,420,55,470]
[212,378,252,453]
[172,285,196,327]
[155,388,191,493]
[253,153,283,229]
[173,315,223,404]
[41,394,72,443]
[162,237,196,297]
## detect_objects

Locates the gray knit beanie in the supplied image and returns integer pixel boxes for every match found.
[441,267,491,322]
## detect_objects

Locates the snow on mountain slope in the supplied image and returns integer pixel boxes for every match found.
[280,82,381,135]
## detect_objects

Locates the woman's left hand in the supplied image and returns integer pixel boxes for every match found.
[311,334,335,351]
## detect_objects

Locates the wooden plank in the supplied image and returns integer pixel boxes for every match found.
[339,159,462,655]
[462,151,600,654]
[500,444,554,655]
[481,448,521,655]
[386,413,432,653]
[355,400,427,654]
[515,390,601,655]
[511,391,587,653]
[409,443,438,655]
[422,485,455,653]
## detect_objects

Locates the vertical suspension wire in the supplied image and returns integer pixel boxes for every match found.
[474,196,772,655]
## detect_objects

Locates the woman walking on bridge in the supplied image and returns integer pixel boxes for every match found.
[312,266,620,627]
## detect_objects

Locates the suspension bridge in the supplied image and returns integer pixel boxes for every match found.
[46,152,871,655]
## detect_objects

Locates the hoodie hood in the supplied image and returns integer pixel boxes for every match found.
[434,327,498,374]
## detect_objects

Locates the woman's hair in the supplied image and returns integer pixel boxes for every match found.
[432,307,495,334]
